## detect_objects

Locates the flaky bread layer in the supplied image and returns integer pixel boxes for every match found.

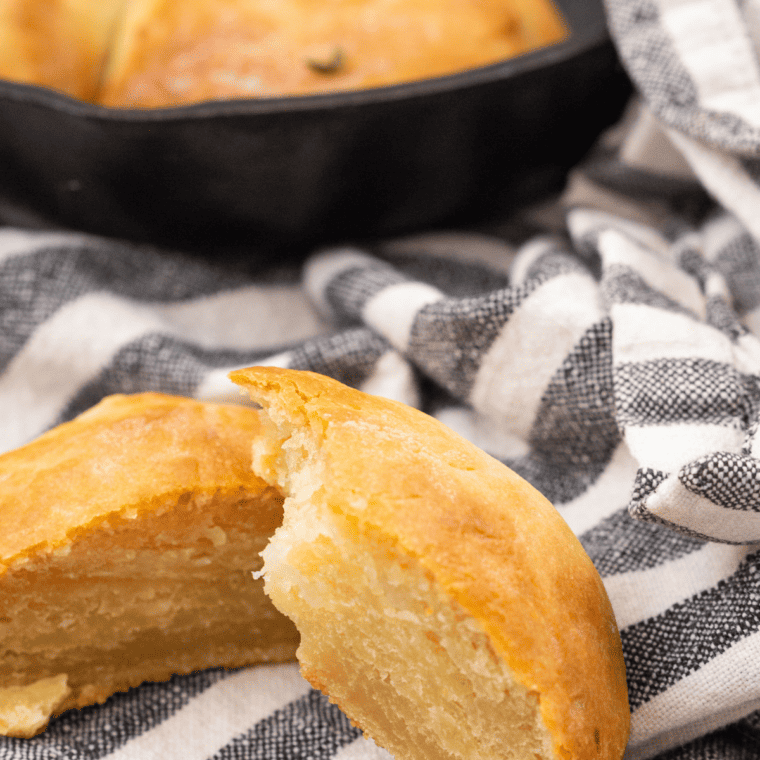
[0,488,297,721]
[0,393,299,737]
[230,366,630,760]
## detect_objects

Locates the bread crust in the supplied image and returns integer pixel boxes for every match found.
[0,0,127,100]
[0,392,299,737]
[98,0,567,106]
[230,366,630,760]
[1,393,272,571]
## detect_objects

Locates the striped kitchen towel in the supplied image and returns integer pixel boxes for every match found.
[2,165,760,760]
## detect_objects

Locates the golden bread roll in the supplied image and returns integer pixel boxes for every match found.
[229,367,630,760]
[0,393,298,738]
[0,0,127,100]
[98,0,567,107]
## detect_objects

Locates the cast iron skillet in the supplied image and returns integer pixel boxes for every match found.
[0,0,630,256]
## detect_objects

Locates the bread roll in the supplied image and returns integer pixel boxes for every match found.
[229,366,630,760]
[0,393,298,738]
[98,0,567,107]
[1,371,629,756]
[0,0,127,100]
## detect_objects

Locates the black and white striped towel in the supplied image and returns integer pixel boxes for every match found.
[5,0,760,757]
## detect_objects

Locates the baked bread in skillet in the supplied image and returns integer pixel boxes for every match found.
[0,0,566,106]
[97,0,567,106]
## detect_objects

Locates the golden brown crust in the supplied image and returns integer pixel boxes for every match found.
[98,0,567,107]
[0,392,299,737]
[0,0,127,100]
[0,0,566,105]
[0,392,268,571]
[229,366,630,760]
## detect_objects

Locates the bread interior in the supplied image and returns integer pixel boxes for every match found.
[0,483,299,736]
[255,417,555,760]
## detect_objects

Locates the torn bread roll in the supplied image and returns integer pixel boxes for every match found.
[0,393,298,738]
[230,366,630,760]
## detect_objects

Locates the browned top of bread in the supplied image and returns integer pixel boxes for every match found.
[0,0,566,106]
[0,393,267,571]
[229,366,630,760]
[0,0,127,100]
[98,0,567,106]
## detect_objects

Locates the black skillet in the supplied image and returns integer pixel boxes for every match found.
[0,0,630,257]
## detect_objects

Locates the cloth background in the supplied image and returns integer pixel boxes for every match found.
[5,0,760,757]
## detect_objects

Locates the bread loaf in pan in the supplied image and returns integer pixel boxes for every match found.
[229,367,630,760]
[0,0,566,106]
[98,0,566,107]
[0,0,628,255]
